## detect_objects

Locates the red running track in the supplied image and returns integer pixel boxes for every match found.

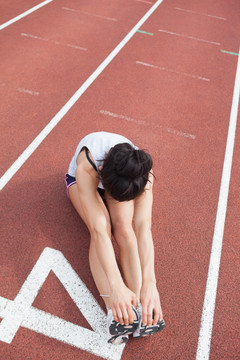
[0,0,240,359]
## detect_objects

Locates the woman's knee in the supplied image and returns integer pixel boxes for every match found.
[90,217,112,240]
[112,219,135,246]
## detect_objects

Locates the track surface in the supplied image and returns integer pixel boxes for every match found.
[0,0,240,359]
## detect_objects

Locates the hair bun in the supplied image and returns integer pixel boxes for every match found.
[100,142,153,201]
[112,144,152,179]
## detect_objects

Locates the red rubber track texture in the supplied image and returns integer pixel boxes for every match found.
[0,0,44,24]
[0,0,240,359]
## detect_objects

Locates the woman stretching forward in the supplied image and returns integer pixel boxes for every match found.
[65,131,165,344]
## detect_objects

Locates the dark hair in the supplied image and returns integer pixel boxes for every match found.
[99,143,153,202]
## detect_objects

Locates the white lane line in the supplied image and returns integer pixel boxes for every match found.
[21,33,87,51]
[174,7,227,21]
[62,7,118,22]
[0,0,165,191]
[158,29,220,46]
[0,0,54,31]
[196,47,240,360]
[17,88,40,96]
[136,61,210,81]
[100,110,196,140]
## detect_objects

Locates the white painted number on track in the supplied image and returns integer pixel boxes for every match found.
[0,247,124,360]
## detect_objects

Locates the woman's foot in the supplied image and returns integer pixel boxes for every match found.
[107,307,139,344]
[133,301,165,338]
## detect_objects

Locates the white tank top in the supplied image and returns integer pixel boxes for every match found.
[68,132,137,189]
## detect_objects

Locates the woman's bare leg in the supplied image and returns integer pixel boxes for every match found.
[104,194,142,299]
[68,184,112,308]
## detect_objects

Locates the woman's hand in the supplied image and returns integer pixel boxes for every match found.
[109,284,137,325]
[140,282,163,326]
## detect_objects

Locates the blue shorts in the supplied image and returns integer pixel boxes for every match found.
[65,173,105,198]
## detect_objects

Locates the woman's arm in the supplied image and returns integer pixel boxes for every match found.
[134,172,163,326]
[75,160,137,324]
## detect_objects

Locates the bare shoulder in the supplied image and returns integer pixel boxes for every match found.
[142,169,154,194]
[134,170,154,208]
[75,149,99,190]
[148,170,154,188]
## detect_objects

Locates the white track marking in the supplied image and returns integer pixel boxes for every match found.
[100,110,146,126]
[0,247,124,360]
[0,0,164,191]
[21,32,48,41]
[21,33,87,51]
[136,61,210,81]
[62,7,77,12]
[135,0,153,4]
[0,83,39,96]
[165,127,196,140]
[0,0,54,31]
[100,110,196,140]
[174,7,227,21]
[196,48,240,360]
[158,29,220,46]
[17,88,40,96]
[62,7,118,22]
[65,43,87,50]
[83,11,118,22]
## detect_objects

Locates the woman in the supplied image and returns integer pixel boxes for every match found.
[65,131,164,344]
